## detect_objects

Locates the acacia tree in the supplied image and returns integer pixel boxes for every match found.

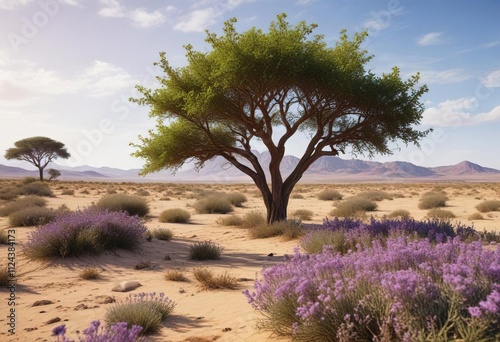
[5,137,70,181]
[131,14,429,223]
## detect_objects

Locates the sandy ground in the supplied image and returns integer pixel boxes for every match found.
[0,180,499,342]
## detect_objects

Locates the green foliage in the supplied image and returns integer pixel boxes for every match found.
[330,197,377,217]
[189,240,224,260]
[21,182,54,197]
[4,136,70,181]
[193,196,233,214]
[158,208,190,223]
[317,188,343,201]
[96,194,150,217]
[131,14,429,223]
[418,191,448,210]
[151,228,174,241]
[291,209,313,220]
[0,196,47,217]
[8,207,58,227]
[47,168,61,181]
[192,267,239,290]
[475,200,500,213]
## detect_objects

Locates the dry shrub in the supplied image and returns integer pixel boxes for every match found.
[242,210,266,228]
[418,191,448,210]
[21,182,54,197]
[475,200,500,213]
[0,196,47,217]
[192,267,239,290]
[79,267,101,280]
[387,209,412,219]
[216,215,244,226]
[330,198,377,217]
[151,228,174,241]
[355,190,393,201]
[8,207,59,227]
[426,208,456,220]
[193,196,233,214]
[291,209,313,220]
[61,189,75,196]
[250,220,303,240]
[164,270,189,282]
[317,189,343,201]
[467,212,484,220]
[96,194,150,217]
[189,240,223,260]
[159,208,190,223]
[225,193,248,207]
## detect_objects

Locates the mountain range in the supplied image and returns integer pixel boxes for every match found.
[1,151,499,183]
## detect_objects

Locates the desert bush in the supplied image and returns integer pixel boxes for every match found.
[193,196,233,214]
[225,192,248,207]
[426,208,456,220]
[193,267,239,290]
[22,177,38,185]
[291,193,304,199]
[250,220,303,240]
[0,267,8,286]
[355,190,393,201]
[134,189,150,197]
[79,267,101,280]
[245,238,500,341]
[52,321,144,342]
[216,214,244,226]
[291,209,313,220]
[0,196,47,217]
[189,240,223,260]
[387,209,412,219]
[21,182,54,197]
[105,292,175,335]
[151,228,173,241]
[158,208,190,223]
[330,197,377,217]
[317,188,343,201]
[468,212,485,220]
[61,189,74,196]
[242,210,266,228]
[475,200,500,213]
[418,191,448,209]
[96,194,150,217]
[8,207,59,227]
[25,208,147,259]
[134,260,152,270]
[164,270,189,282]
[0,186,21,201]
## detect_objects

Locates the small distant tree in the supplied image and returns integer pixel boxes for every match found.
[47,168,61,181]
[5,137,70,182]
[131,14,429,223]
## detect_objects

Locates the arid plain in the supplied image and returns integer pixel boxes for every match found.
[1,179,499,342]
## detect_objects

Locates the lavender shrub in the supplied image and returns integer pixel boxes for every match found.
[52,320,144,342]
[245,237,500,341]
[25,208,147,259]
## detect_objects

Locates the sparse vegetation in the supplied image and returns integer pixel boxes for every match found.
[242,210,266,228]
[96,194,150,217]
[192,267,239,290]
[475,200,500,213]
[426,208,456,220]
[0,196,47,217]
[193,196,234,214]
[158,208,190,223]
[8,207,59,227]
[79,267,101,280]
[105,292,176,335]
[317,188,343,201]
[330,197,377,217]
[225,192,248,207]
[387,209,412,219]
[164,270,189,282]
[21,182,55,197]
[249,220,303,240]
[418,191,448,210]
[291,209,313,220]
[61,189,74,196]
[189,240,223,260]
[468,212,485,220]
[355,190,393,201]
[151,227,174,241]
[216,214,244,226]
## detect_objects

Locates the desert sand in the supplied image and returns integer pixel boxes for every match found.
[1,180,499,342]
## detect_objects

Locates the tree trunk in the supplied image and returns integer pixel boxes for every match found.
[38,167,44,181]
[262,184,292,224]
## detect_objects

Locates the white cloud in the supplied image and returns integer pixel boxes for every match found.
[174,8,218,32]
[422,97,500,127]
[0,58,136,106]
[485,41,500,48]
[130,8,165,28]
[417,32,444,46]
[0,0,33,9]
[418,69,469,84]
[482,69,500,88]
[98,0,166,28]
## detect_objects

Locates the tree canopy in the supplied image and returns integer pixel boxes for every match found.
[5,136,70,181]
[131,14,429,223]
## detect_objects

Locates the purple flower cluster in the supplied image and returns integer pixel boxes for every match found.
[26,208,147,258]
[52,320,143,342]
[245,237,500,340]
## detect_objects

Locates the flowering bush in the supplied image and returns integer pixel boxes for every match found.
[245,237,500,341]
[52,320,143,341]
[25,208,147,259]
[105,292,176,335]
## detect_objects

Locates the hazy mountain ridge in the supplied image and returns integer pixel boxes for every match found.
[1,153,500,182]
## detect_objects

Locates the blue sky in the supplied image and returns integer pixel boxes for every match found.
[0,0,499,171]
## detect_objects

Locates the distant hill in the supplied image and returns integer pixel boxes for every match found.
[1,156,499,182]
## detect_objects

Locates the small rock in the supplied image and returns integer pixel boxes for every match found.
[179,288,186,294]
[164,254,171,260]
[32,300,53,307]
[74,304,88,311]
[222,327,232,332]
[95,296,115,304]
[45,317,61,325]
